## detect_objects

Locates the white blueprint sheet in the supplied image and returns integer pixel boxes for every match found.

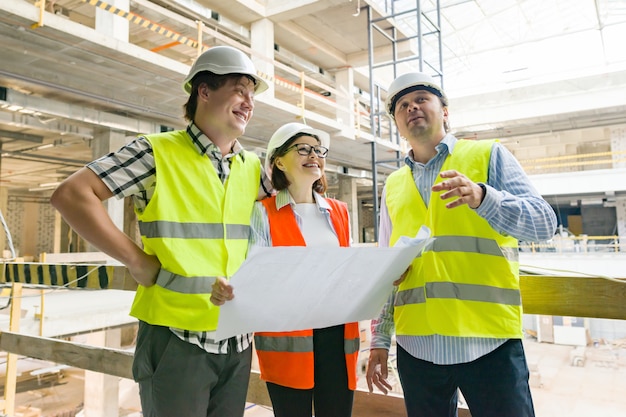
[215,227,431,340]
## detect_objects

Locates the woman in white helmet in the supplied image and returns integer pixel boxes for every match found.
[52,45,272,417]
[211,122,360,417]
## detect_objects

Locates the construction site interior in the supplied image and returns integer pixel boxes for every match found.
[1,0,626,416]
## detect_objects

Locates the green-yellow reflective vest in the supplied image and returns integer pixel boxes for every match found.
[386,139,522,339]
[130,130,260,332]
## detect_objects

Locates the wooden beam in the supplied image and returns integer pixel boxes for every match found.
[0,331,134,379]
[2,283,22,416]
[353,390,406,416]
[0,331,470,415]
[4,275,623,416]
[520,275,626,320]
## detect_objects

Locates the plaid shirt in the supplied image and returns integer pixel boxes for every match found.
[88,122,272,353]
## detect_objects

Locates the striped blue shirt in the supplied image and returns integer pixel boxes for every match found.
[372,134,557,364]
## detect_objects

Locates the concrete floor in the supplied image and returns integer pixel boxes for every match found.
[10,339,626,417]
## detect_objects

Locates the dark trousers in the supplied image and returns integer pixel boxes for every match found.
[397,339,535,417]
[132,321,252,417]
[266,324,354,417]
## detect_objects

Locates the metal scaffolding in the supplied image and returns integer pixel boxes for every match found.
[366,0,444,241]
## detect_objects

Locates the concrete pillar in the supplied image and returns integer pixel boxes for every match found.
[95,0,129,42]
[0,187,7,256]
[335,67,356,138]
[22,202,38,257]
[251,18,275,98]
[84,329,122,417]
[338,175,359,243]
[610,126,626,169]
[92,129,127,235]
[615,199,626,250]
[610,127,626,249]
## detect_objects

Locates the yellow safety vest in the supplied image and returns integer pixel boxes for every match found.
[386,139,522,339]
[130,130,260,331]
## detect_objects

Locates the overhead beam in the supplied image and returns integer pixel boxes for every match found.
[277,21,347,66]
[0,129,43,143]
[266,0,326,19]
[0,111,93,139]
[4,88,165,135]
[347,41,418,68]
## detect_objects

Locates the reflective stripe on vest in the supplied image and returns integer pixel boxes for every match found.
[138,221,250,240]
[155,269,216,294]
[395,282,521,307]
[253,329,358,356]
[253,194,359,390]
[129,130,260,332]
[255,335,313,353]
[344,336,360,355]
[386,139,522,339]
[421,235,519,262]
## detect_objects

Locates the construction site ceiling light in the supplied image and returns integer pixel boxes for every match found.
[17,108,40,116]
[1,104,23,112]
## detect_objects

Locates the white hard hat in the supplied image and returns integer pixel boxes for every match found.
[385,72,448,119]
[265,122,330,174]
[182,46,269,95]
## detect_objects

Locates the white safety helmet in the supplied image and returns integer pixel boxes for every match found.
[182,46,269,95]
[385,72,448,119]
[264,122,330,174]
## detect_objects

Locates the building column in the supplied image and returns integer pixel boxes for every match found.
[92,129,127,236]
[338,175,359,243]
[251,18,275,98]
[335,67,356,138]
[0,187,7,257]
[84,329,122,417]
[610,127,626,248]
[95,0,129,42]
[610,126,626,169]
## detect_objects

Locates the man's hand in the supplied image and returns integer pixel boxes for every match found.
[210,277,234,306]
[393,265,411,286]
[366,348,393,394]
[432,170,485,209]
[128,253,161,287]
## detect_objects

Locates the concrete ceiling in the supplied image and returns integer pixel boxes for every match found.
[1,0,625,200]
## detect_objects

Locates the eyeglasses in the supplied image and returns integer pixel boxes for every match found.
[286,143,329,158]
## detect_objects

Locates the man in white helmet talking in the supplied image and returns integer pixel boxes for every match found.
[51,46,272,417]
[365,72,557,417]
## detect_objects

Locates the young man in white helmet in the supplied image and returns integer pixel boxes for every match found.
[365,72,557,417]
[51,45,272,417]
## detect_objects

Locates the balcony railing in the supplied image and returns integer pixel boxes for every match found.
[520,235,625,253]
[1,262,625,416]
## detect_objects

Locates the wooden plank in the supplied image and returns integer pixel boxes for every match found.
[3,263,624,320]
[3,284,22,416]
[6,274,625,416]
[520,275,626,320]
[246,370,271,407]
[353,390,406,416]
[40,252,121,265]
[250,374,471,416]
[0,331,134,380]
[0,332,468,415]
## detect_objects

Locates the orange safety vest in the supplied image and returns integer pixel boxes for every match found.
[254,195,360,390]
